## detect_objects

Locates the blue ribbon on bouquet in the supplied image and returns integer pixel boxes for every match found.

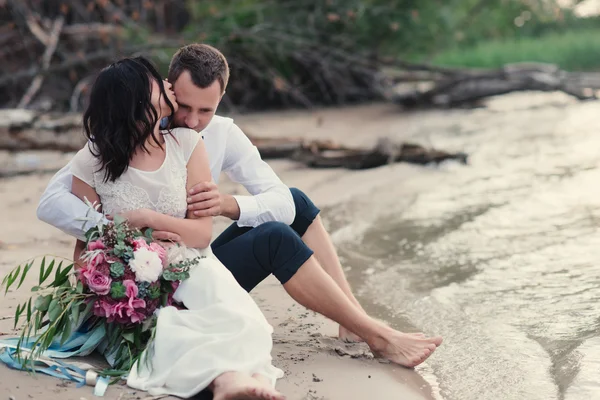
[0,323,111,396]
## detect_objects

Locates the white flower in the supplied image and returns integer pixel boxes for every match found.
[129,247,163,283]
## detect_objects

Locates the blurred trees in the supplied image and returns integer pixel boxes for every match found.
[0,0,591,111]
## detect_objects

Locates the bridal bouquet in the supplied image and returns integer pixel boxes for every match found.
[2,207,201,378]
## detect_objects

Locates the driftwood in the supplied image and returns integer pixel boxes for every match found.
[382,62,600,108]
[0,109,467,176]
[253,137,468,168]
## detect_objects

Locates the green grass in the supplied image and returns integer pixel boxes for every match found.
[430,29,600,71]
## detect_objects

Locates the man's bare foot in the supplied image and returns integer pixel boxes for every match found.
[212,372,285,400]
[339,325,364,343]
[367,326,443,368]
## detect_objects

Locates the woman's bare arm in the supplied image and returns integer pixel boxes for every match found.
[71,176,102,267]
[136,140,214,248]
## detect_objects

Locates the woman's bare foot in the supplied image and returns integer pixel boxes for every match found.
[212,372,285,400]
[366,325,443,368]
[339,325,364,343]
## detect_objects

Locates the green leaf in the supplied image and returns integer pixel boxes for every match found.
[6,265,21,293]
[48,299,62,322]
[60,264,73,279]
[34,295,52,312]
[76,280,84,294]
[60,317,73,345]
[13,303,24,329]
[17,262,33,290]
[40,260,55,285]
[54,263,63,284]
[26,298,32,321]
[31,286,41,292]
[122,332,135,343]
[38,257,46,285]
[34,312,43,331]
[42,326,56,349]
[82,300,95,319]
[71,302,81,326]
[144,228,154,241]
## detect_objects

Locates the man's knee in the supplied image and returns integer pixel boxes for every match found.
[254,221,298,248]
[289,188,320,236]
[253,221,310,276]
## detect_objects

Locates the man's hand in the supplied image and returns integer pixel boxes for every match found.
[187,181,222,217]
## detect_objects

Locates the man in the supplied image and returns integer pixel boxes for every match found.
[37,44,441,367]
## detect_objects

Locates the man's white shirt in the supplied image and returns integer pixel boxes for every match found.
[37,116,295,241]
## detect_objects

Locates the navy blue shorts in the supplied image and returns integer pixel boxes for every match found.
[211,188,320,292]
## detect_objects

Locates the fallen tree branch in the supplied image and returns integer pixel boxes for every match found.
[17,16,65,109]
[254,137,468,168]
[386,62,599,108]
[0,110,467,172]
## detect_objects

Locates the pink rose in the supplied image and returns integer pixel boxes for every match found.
[88,239,106,251]
[132,238,149,251]
[148,242,167,266]
[86,270,112,295]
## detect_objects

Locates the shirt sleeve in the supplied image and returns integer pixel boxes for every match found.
[222,122,296,227]
[37,146,107,241]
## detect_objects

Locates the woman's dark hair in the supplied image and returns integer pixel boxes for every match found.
[83,56,175,182]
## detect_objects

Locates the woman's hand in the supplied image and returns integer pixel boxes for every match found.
[108,208,153,229]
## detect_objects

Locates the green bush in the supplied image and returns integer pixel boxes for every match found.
[431,29,600,71]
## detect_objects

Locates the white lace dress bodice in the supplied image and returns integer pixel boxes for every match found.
[70,128,196,219]
[69,128,283,397]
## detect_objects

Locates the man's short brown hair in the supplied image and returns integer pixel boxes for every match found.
[168,44,229,93]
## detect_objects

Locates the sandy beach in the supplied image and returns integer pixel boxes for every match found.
[0,104,439,400]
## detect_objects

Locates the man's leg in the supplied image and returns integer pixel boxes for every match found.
[211,221,442,367]
[212,221,312,292]
[288,188,365,340]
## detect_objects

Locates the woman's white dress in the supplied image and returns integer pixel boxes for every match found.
[69,128,283,398]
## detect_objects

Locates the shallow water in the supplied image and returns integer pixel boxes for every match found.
[326,93,600,399]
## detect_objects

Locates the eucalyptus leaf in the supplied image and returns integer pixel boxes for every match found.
[48,298,62,322]
[34,295,52,312]
[40,260,55,284]
[122,332,135,343]
[17,262,33,290]
[6,266,21,293]
[38,257,46,285]
[13,303,23,329]
[60,317,73,345]
[26,298,32,321]
[54,262,63,284]
[71,302,81,326]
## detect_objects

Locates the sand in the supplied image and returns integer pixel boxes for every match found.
[0,104,439,400]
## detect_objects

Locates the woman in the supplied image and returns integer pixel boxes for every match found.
[69,56,285,400]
